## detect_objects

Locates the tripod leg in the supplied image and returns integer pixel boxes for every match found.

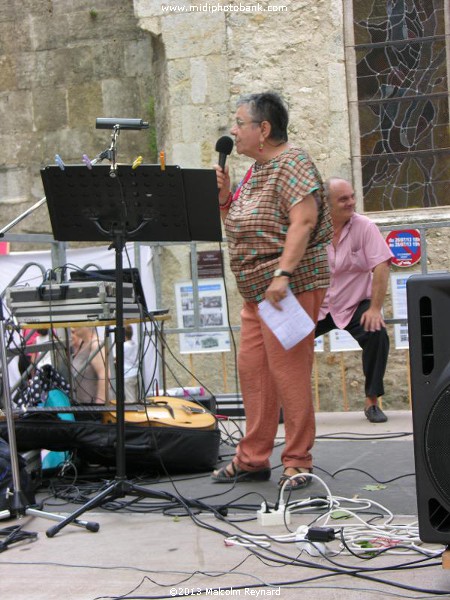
[27,507,99,532]
[45,480,118,537]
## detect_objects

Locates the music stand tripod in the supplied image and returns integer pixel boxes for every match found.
[39,161,221,537]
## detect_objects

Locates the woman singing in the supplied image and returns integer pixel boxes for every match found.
[212,92,332,490]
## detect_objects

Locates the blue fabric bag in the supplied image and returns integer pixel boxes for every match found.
[40,388,74,472]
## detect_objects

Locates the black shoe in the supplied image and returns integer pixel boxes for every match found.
[364,405,388,423]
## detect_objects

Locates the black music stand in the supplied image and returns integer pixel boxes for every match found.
[40,163,221,536]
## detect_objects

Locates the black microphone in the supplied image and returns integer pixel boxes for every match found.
[215,136,234,171]
[95,118,149,130]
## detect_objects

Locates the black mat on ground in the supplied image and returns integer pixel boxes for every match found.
[143,438,418,517]
[313,438,417,514]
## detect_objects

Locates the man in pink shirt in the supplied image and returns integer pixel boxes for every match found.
[315,177,393,423]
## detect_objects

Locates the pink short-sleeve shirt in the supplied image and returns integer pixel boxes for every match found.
[318,213,393,328]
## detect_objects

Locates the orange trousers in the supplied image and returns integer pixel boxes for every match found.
[234,288,325,472]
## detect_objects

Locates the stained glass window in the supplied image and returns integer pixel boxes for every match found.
[353,0,449,211]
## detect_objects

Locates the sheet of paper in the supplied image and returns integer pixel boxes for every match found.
[258,287,315,350]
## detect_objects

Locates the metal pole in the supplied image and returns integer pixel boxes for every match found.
[0,297,99,532]
[0,197,48,238]
[0,297,30,515]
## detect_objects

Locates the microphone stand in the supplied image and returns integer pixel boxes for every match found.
[0,117,154,536]
[0,122,118,529]
[44,184,171,539]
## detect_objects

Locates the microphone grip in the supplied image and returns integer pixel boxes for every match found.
[218,153,227,171]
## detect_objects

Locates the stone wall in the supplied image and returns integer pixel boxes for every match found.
[135,0,351,176]
[0,0,155,241]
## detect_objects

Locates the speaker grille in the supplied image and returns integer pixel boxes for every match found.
[425,385,450,505]
[419,296,434,375]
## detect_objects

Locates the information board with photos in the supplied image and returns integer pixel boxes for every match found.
[175,278,230,354]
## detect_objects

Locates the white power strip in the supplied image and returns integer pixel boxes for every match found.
[257,503,291,526]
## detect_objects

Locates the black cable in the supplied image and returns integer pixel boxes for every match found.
[2,527,447,598]
[218,241,240,398]
[145,326,243,451]
[316,431,413,441]
[226,543,450,597]
[151,320,216,401]
[0,525,38,552]
[331,466,416,484]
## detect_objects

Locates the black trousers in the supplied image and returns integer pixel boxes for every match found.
[315,299,389,398]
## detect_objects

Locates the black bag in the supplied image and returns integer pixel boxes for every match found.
[0,438,36,510]
[0,418,220,475]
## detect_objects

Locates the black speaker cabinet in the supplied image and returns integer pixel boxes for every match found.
[407,272,450,543]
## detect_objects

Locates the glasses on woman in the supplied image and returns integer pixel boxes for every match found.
[235,119,262,128]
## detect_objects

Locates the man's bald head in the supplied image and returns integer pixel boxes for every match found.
[324,177,356,226]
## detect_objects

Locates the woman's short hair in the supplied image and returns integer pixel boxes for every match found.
[236,92,289,142]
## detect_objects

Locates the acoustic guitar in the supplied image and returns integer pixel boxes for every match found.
[102,396,217,430]
[4,397,216,431]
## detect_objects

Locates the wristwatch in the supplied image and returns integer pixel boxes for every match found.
[273,269,292,278]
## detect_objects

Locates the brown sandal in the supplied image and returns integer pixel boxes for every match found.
[278,467,312,490]
[211,462,271,483]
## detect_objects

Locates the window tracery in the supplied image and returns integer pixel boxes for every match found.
[353,0,449,211]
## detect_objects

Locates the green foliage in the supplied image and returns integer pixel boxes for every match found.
[330,510,351,520]
[355,540,378,557]
[363,484,387,491]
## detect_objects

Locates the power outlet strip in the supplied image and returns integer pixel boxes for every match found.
[257,504,291,526]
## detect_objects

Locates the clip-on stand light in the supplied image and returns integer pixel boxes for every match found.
[36,119,222,537]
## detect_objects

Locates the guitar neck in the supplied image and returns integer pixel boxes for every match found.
[12,404,145,415]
